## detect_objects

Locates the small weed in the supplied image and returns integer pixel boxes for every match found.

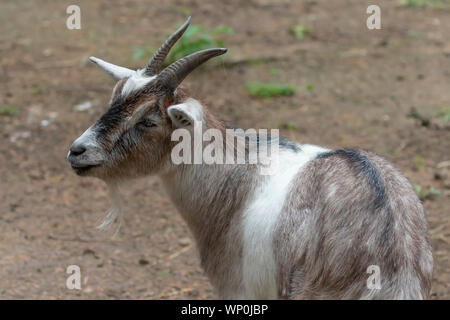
[157,269,170,277]
[214,25,234,36]
[430,106,450,122]
[425,187,441,198]
[269,67,280,75]
[413,184,440,200]
[281,122,297,131]
[407,30,422,38]
[290,25,310,40]
[416,155,423,169]
[402,0,448,8]
[132,46,157,61]
[0,105,19,116]
[249,59,264,66]
[413,184,422,195]
[245,82,296,98]
[306,84,314,93]
[29,87,42,96]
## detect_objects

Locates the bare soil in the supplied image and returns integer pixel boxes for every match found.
[0,0,448,299]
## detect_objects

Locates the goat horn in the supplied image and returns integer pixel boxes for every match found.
[89,56,136,80]
[144,16,191,76]
[157,48,227,92]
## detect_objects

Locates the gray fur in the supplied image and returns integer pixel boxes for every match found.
[274,150,432,299]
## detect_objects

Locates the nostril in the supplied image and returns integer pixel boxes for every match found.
[70,144,87,156]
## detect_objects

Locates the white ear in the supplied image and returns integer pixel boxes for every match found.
[89,56,136,80]
[167,98,204,128]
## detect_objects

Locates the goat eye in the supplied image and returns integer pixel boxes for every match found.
[138,119,156,128]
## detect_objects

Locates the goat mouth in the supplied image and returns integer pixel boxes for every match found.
[71,164,101,175]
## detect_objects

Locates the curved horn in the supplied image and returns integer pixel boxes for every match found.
[89,56,136,80]
[144,16,191,76]
[157,48,227,92]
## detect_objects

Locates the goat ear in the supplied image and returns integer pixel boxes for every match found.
[167,98,203,128]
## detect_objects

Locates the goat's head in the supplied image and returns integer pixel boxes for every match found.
[67,17,227,182]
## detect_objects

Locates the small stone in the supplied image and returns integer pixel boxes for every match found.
[9,131,31,142]
[84,286,93,293]
[179,237,191,246]
[29,169,43,180]
[42,48,52,57]
[74,101,93,112]
[83,248,96,256]
[48,112,58,119]
[40,119,50,127]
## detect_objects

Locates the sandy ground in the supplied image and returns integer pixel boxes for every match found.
[0,0,448,299]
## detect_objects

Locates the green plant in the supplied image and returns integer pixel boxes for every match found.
[281,122,297,131]
[407,30,422,38]
[416,155,423,169]
[245,82,296,98]
[413,184,422,195]
[165,24,233,65]
[402,0,448,8]
[132,23,233,66]
[290,25,310,40]
[413,184,440,200]
[440,108,450,122]
[424,187,441,198]
[269,67,280,75]
[132,45,157,61]
[0,105,19,116]
[430,106,450,122]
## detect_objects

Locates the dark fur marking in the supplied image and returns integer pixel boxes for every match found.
[97,98,128,137]
[96,84,163,144]
[316,149,387,210]
[224,122,301,153]
[278,136,301,152]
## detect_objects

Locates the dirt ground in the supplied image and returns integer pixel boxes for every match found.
[0,0,449,299]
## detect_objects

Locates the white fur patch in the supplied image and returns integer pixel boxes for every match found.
[73,126,99,148]
[69,126,105,166]
[167,98,204,127]
[241,144,328,299]
[121,69,156,97]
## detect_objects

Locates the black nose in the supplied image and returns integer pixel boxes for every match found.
[70,144,86,156]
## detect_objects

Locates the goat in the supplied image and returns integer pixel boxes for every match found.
[67,17,433,299]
